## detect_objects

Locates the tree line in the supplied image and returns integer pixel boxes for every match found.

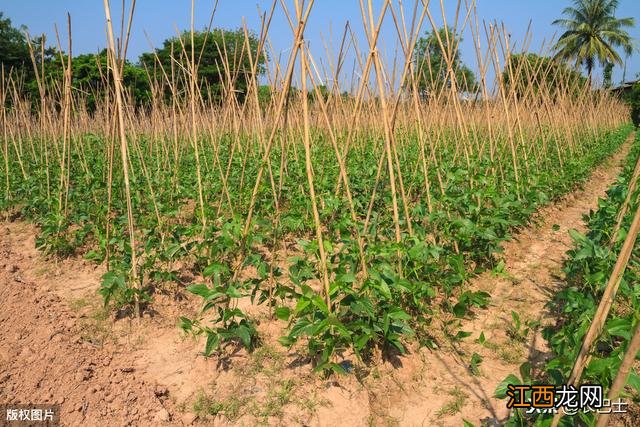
[0,12,268,110]
[1,0,636,111]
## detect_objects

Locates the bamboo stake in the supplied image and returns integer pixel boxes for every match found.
[300,30,331,311]
[595,319,640,427]
[189,0,207,229]
[610,134,639,246]
[1,66,8,202]
[102,0,140,317]
[552,201,640,427]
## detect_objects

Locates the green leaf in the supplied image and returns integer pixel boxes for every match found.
[311,295,330,315]
[235,325,252,348]
[186,283,212,299]
[376,280,392,299]
[586,356,617,376]
[387,308,411,320]
[290,318,312,338]
[470,352,483,376]
[278,335,295,347]
[574,245,593,260]
[455,330,472,340]
[337,273,357,283]
[607,318,632,340]
[294,298,311,314]
[203,263,227,278]
[519,361,532,383]
[495,374,522,399]
[225,285,243,299]
[165,243,182,259]
[626,370,640,393]
[354,333,371,350]
[453,302,468,318]
[568,229,587,243]
[275,306,291,321]
[204,332,219,356]
[511,311,521,329]
[470,291,491,308]
[179,316,193,332]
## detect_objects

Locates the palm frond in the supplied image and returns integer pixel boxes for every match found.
[551,0,635,78]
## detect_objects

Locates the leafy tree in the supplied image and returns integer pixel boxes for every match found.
[503,53,587,99]
[257,85,272,107]
[36,50,150,111]
[603,61,614,87]
[623,82,640,126]
[413,27,477,97]
[140,28,266,104]
[310,84,329,103]
[0,12,30,72]
[73,52,150,110]
[553,0,636,83]
[1,13,58,106]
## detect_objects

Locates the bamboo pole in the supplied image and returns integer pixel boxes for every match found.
[102,0,140,317]
[552,201,640,427]
[610,134,639,246]
[300,28,331,310]
[595,320,640,427]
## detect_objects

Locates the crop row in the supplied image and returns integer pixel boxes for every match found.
[0,123,633,372]
[499,131,640,426]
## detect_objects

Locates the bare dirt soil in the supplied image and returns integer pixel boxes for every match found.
[0,136,633,426]
[0,222,176,426]
[379,138,634,426]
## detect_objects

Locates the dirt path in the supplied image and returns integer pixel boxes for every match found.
[0,135,633,427]
[369,135,634,426]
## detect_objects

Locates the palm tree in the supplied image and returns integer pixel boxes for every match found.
[553,0,635,84]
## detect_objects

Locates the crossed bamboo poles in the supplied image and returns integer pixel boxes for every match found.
[1,2,636,425]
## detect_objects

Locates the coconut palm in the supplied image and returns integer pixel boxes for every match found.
[553,0,635,83]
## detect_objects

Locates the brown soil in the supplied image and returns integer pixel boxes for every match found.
[0,135,634,426]
[370,136,635,426]
[0,222,176,426]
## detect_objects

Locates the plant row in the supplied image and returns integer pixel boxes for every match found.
[498,131,640,426]
[0,125,633,373]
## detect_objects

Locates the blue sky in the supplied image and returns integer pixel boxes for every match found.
[2,0,639,88]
